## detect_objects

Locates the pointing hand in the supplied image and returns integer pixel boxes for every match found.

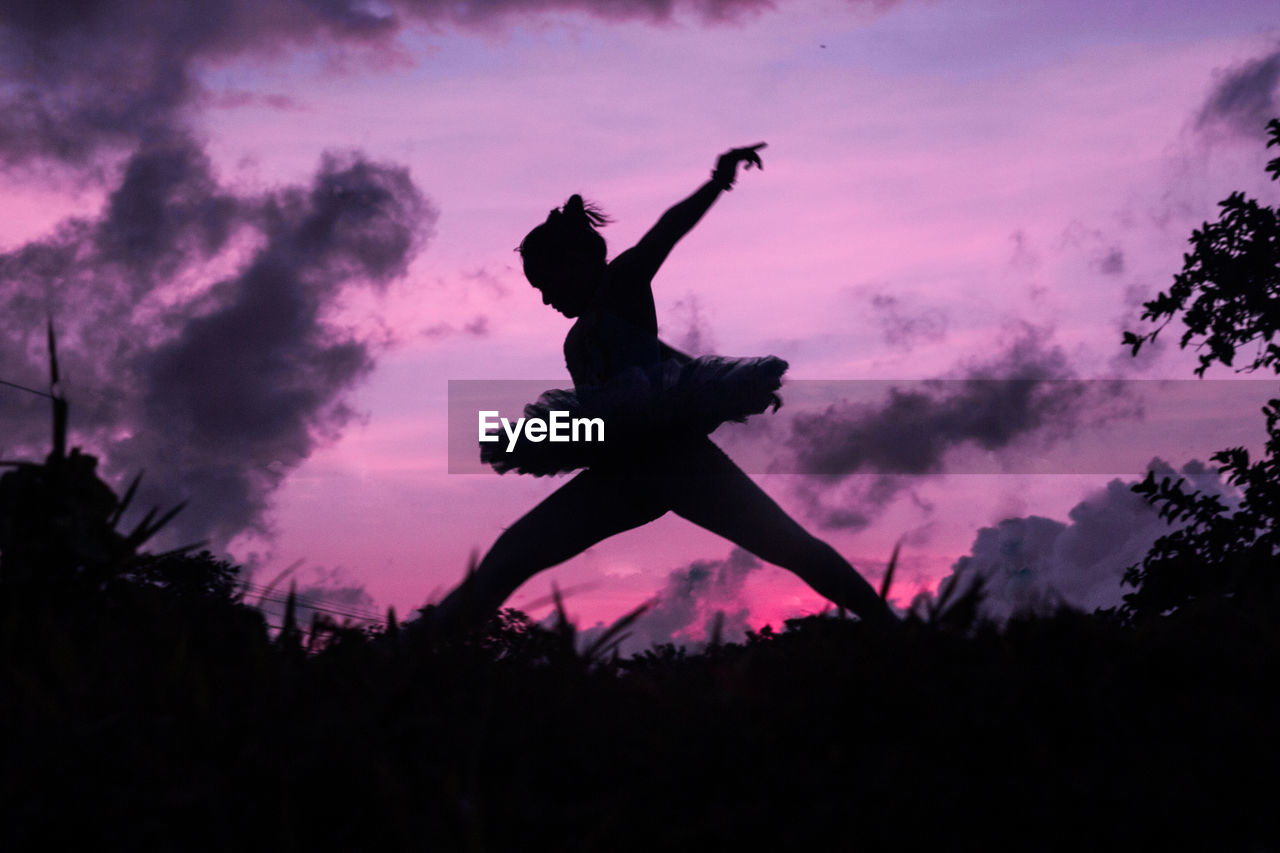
[712,142,767,191]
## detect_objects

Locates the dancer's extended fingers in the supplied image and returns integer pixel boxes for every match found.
[740,142,765,170]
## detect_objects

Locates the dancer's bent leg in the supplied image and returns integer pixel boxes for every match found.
[433,466,668,629]
[664,438,896,625]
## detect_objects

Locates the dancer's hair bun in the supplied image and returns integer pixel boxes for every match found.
[520,194,611,270]
[563,194,610,228]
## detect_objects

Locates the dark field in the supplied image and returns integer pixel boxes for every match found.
[3,567,1276,851]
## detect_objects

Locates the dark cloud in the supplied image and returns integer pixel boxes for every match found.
[791,329,1086,479]
[637,547,762,646]
[1056,221,1125,278]
[0,135,435,548]
[1095,247,1124,276]
[787,327,1125,529]
[1195,46,1280,139]
[868,292,947,351]
[94,137,244,283]
[207,90,304,112]
[790,474,928,532]
[0,0,814,170]
[420,315,490,339]
[0,0,399,168]
[431,0,777,27]
[915,459,1236,623]
[459,267,509,299]
[667,293,716,355]
[1008,229,1040,273]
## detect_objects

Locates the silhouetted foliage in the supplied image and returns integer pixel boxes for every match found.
[5,588,1277,851]
[120,549,243,602]
[1121,118,1280,621]
[0,448,123,586]
[1,324,190,592]
[1124,119,1280,376]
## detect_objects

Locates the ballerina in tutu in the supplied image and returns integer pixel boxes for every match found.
[434,144,896,629]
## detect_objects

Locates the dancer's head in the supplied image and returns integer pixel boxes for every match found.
[518,194,609,318]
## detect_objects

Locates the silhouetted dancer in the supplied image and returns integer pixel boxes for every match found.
[432,144,896,632]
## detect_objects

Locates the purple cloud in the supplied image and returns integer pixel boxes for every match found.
[635,546,763,647]
[786,327,1129,529]
[916,458,1237,623]
[0,134,435,548]
[1196,45,1280,139]
[0,0,900,170]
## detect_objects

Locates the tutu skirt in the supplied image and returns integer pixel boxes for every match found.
[481,355,788,475]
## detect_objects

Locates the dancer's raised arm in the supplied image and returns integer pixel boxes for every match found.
[620,143,766,282]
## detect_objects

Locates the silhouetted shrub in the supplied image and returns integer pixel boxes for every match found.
[1122,118,1280,621]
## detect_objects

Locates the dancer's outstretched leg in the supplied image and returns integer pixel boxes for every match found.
[432,465,668,631]
[663,437,897,626]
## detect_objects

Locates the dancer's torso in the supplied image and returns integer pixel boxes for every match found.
[564,249,662,388]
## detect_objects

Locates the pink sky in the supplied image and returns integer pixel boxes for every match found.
[3,0,1279,644]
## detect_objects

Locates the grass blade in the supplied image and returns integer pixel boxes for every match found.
[583,598,653,662]
[880,539,902,601]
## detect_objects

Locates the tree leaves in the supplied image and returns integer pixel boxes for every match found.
[1122,119,1280,622]
[1125,122,1280,378]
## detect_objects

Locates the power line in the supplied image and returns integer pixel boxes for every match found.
[244,585,386,624]
[0,376,53,399]
[241,580,385,618]
[251,595,385,626]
